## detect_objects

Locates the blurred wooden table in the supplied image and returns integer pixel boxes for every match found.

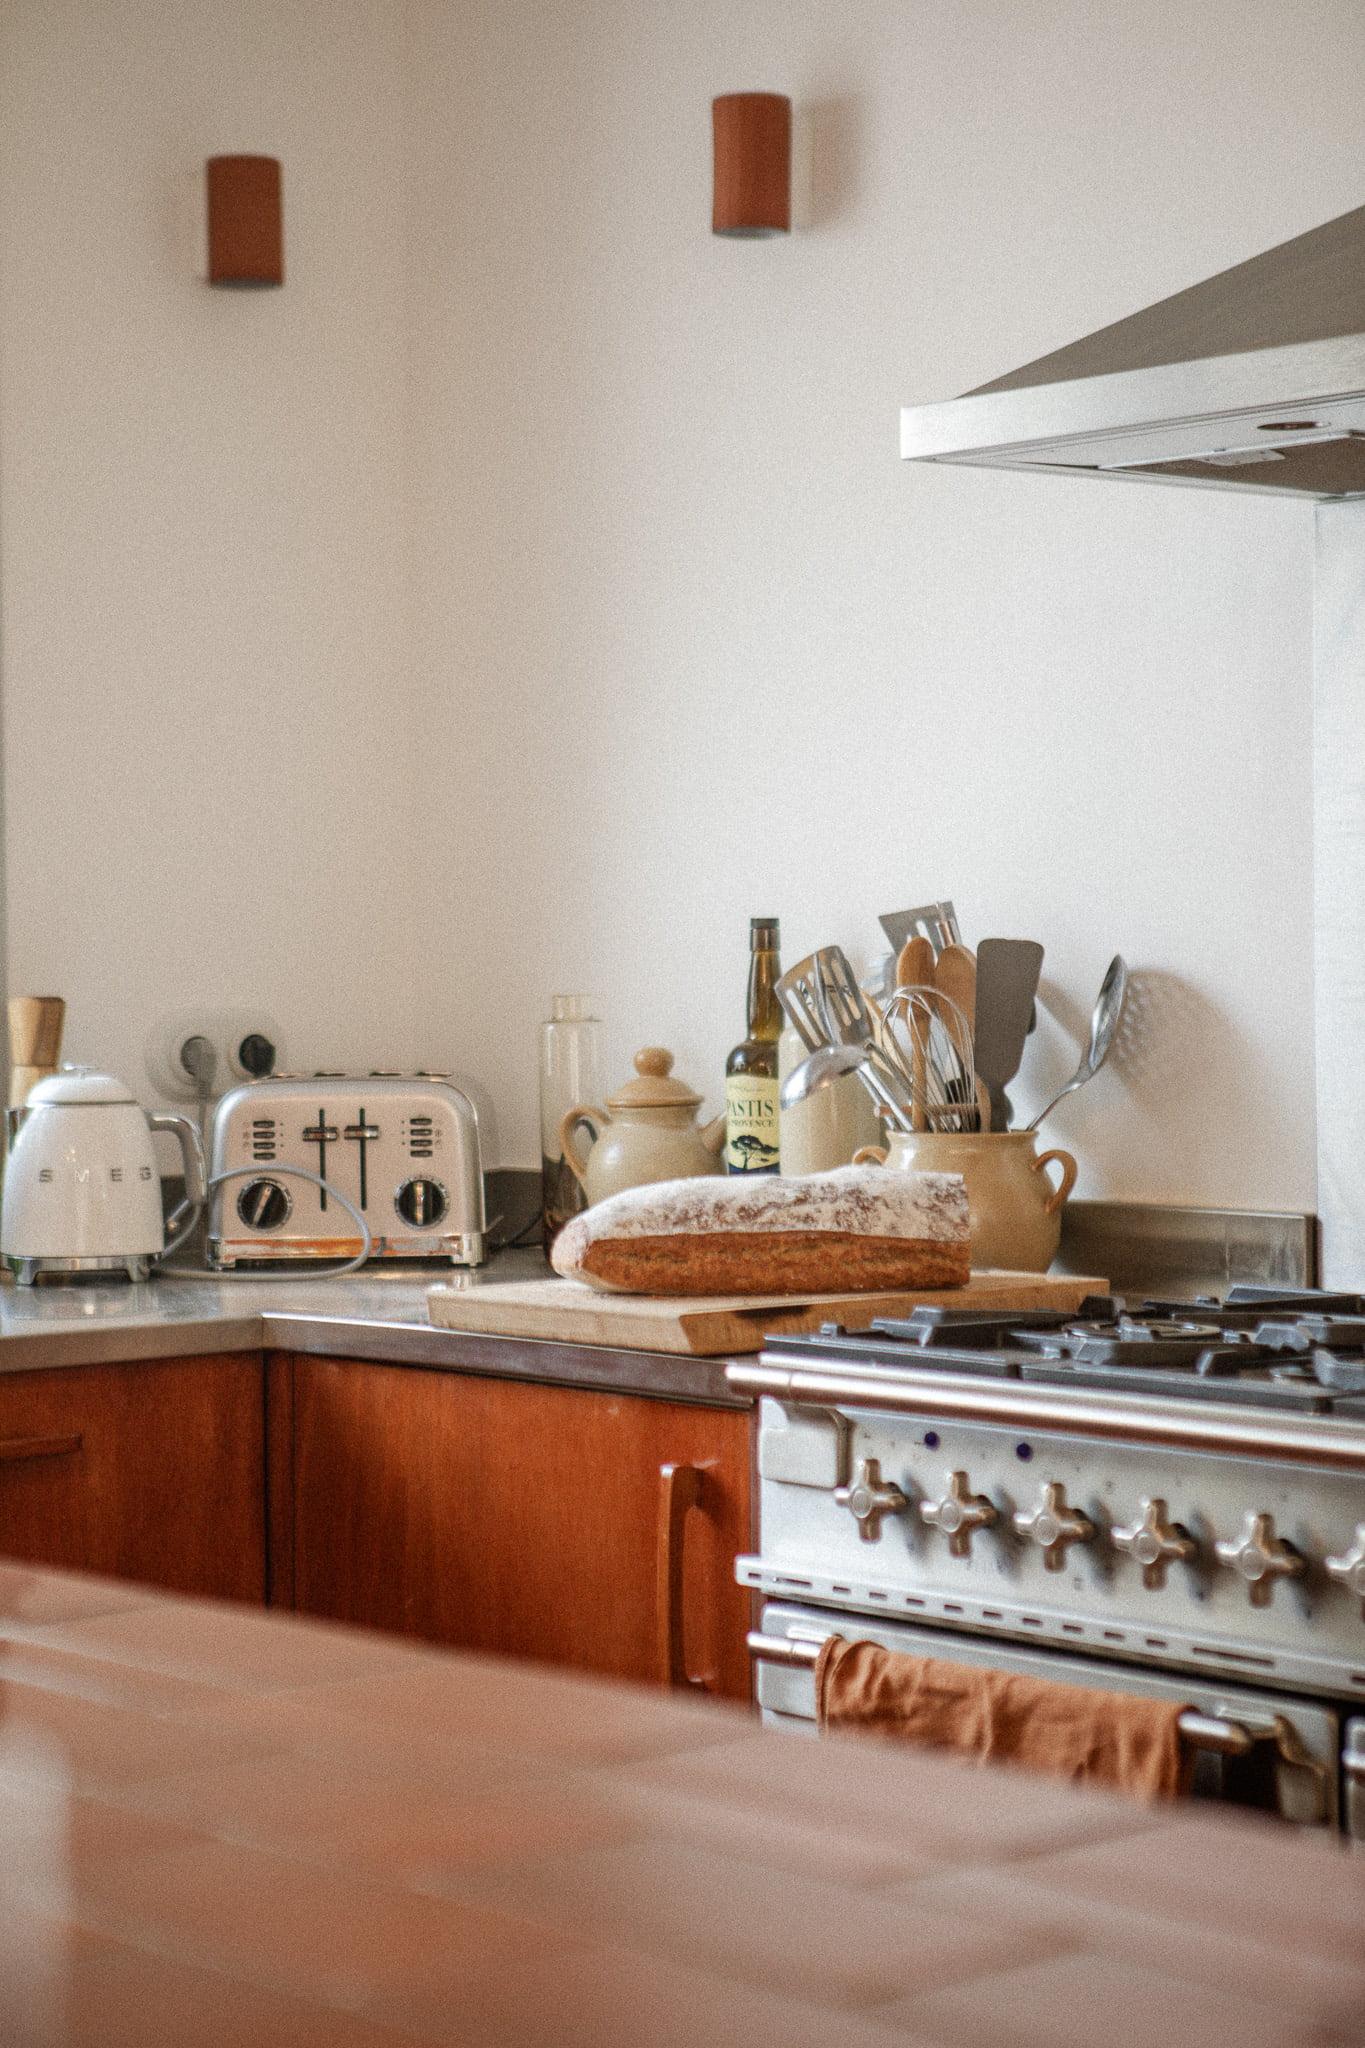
[0,1560,1360,2047]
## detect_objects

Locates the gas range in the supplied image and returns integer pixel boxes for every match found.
[729,1285,1365,1838]
[782,1285,1365,1413]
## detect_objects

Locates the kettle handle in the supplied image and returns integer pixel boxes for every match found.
[149,1113,207,1207]
[559,1106,607,1189]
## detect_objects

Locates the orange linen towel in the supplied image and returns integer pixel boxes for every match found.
[816,1636,1192,1803]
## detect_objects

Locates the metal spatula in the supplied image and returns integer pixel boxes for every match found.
[974,939,1044,1131]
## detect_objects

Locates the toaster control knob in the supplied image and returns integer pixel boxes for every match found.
[236,1178,291,1231]
[1014,1482,1094,1571]
[1215,1512,1305,1607]
[396,1177,448,1228]
[1324,1524,1365,1614]
[919,1471,998,1557]
[1111,1497,1196,1591]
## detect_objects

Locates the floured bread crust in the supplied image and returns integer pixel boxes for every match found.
[552,1166,970,1296]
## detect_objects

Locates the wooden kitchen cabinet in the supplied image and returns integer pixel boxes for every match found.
[276,1354,754,1700]
[0,1355,266,1602]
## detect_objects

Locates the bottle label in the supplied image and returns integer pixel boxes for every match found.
[725,1076,780,1174]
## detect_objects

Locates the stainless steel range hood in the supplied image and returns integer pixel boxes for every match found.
[901,203,1365,497]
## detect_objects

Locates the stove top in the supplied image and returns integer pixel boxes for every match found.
[781,1286,1365,1414]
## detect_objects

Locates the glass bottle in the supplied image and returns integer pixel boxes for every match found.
[725,918,782,1174]
[540,996,604,1250]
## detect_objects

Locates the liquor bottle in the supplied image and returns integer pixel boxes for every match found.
[725,917,782,1174]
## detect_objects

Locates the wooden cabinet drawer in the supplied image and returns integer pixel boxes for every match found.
[0,1354,265,1603]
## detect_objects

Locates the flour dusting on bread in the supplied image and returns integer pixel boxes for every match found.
[552,1166,970,1295]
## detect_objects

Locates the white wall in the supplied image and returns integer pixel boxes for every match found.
[6,0,1364,1205]
[0,0,425,1100]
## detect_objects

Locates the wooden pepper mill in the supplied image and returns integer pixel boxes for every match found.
[8,996,65,1110]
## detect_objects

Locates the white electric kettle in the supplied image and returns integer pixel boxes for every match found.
[1,1068,206,1284]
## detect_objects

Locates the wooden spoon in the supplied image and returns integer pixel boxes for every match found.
[896,936,935,989]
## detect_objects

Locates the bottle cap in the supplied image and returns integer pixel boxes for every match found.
[749,917,780,948]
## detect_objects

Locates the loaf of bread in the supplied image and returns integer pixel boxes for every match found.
[550,1166,970,1296]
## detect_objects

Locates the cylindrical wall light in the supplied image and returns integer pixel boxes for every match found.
[206,155,284,286]
[712,93,791,238]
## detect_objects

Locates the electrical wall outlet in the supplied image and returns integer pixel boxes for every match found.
[146,1010,284,1104]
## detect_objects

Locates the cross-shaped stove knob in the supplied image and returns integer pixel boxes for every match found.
[834,1458,907,1543]
[1013,1482,1094,1572]
[1214,1512,1305,1608]
[1325,1523,1365,1616]
[919,1471,998,1558]
[1110,1497,1196,1591]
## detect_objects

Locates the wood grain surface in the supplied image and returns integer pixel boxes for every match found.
[428,1270,1109,1356]
[285,1355,754,1698]
[0,1353,266,1600]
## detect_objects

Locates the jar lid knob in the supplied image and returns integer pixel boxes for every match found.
[634,1046,673,1078]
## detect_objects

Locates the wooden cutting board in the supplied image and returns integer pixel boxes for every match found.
[427,1269,1108,1358]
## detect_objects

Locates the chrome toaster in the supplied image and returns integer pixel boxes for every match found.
[208,1074,485,1267]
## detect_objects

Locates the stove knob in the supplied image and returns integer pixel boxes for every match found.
[1110,1497,1196,1591]
[1324,1523,1365,1615]
[834,1458,907,1543]
[1215,1512,1305,1607]
[1013,1482,1094,1571]
[395,1177,449,1228]
[919,1471,998,1558]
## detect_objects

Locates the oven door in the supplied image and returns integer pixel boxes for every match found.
[753,1600,1340,1830]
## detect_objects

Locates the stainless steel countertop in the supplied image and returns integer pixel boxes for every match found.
[0,1250,748,1406]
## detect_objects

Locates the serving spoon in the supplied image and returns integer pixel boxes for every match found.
[1027,954,1128,1131]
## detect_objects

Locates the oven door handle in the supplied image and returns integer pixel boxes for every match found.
[745,1632,1267,1759]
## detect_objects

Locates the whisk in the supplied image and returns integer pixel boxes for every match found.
[877,985,982,1132]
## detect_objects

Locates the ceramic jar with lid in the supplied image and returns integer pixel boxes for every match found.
[560,1047,727,1207]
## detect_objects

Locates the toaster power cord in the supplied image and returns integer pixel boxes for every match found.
[164,1163,375,1280]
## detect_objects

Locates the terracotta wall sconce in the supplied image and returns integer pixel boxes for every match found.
[206,155,284,286]
[712,93,791,237]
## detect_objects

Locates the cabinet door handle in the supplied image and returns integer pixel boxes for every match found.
[0,1433,82,1465]
[656,1461,706,1691]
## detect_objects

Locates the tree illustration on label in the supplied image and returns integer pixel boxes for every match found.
[728,1131,779,1170]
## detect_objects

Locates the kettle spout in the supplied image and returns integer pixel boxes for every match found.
[700,1111,728,1157]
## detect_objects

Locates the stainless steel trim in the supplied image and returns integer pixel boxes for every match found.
[736,1554,1365,1700]
[726,1357,1365,1470]
[13,1253,152,1285]
[1056,1201,1317,1298]
[745,1632,1256,1758]
[901,335,1365,500]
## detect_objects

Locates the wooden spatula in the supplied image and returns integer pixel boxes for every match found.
[933,944,976,1035]
[932,943,979,1128]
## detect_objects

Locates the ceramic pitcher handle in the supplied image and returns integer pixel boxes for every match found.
[852,1145,889,1166]
[559,1106,607,1189]
[1032,1147,1078,1215]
